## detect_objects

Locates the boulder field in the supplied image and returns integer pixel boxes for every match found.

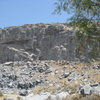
[0,60,100,100]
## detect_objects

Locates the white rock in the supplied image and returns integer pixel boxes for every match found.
[25,92,51,100]
[80,84,92,95]
[4,62,13,66]
[92,84,100,94]
[56,92,69,100]
[48,95,57,100]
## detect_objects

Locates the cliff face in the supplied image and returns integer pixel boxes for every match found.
[1,23,99,62]
[0,23,77,62]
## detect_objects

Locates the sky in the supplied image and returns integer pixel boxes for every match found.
[0,0,71,28]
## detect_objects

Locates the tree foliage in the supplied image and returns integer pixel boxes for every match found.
[54,0,100,60]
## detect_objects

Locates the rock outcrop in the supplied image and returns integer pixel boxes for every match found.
[0,23,76,62]
[0,23,99,62]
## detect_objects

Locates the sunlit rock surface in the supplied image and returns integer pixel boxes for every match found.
[0,23,77,62]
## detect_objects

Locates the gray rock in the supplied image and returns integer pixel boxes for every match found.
[0,83,3,88]
[91,83,100,94]
[45,69,52,74]
[19,90,28,96]
[80,84,92,95]
[7,82,13,88]
[8,75,17,81]
[0,23,77,62]
[0,23,99,62]
[60,72,71,79]
[68,72,81,81]
[17,80,42,90]
[4,98,13,100]
[80,83,100,95]
[17,83,30,90]
[93,65,100,69]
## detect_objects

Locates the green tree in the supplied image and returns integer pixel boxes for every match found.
[54,0,100,60]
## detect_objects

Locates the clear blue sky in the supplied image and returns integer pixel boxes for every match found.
[0,0,71,28]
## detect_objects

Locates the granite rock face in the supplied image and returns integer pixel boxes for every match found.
[0,23,77,62]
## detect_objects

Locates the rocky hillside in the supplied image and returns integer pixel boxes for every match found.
[0,23,100,100]
[0,60,100,100]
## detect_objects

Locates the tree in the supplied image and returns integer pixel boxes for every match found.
[54,0,100,60]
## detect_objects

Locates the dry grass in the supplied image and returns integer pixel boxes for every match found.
[46,94,100,100]
[81,94,100,100]
[0,94,22,100]
[0,93,3,97]
[33,61,100,95]
[34,85,61,94]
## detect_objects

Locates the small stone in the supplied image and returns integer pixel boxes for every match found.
[45,69,52,74]
[4,62,13,66]
[9,75,17,81]
[63,66,68,69]
[60,72,71,79]
[19,90,28,96]
[93,65,100,69]
[8,82,13,88]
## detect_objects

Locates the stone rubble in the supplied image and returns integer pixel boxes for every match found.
[0,60,99,97]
